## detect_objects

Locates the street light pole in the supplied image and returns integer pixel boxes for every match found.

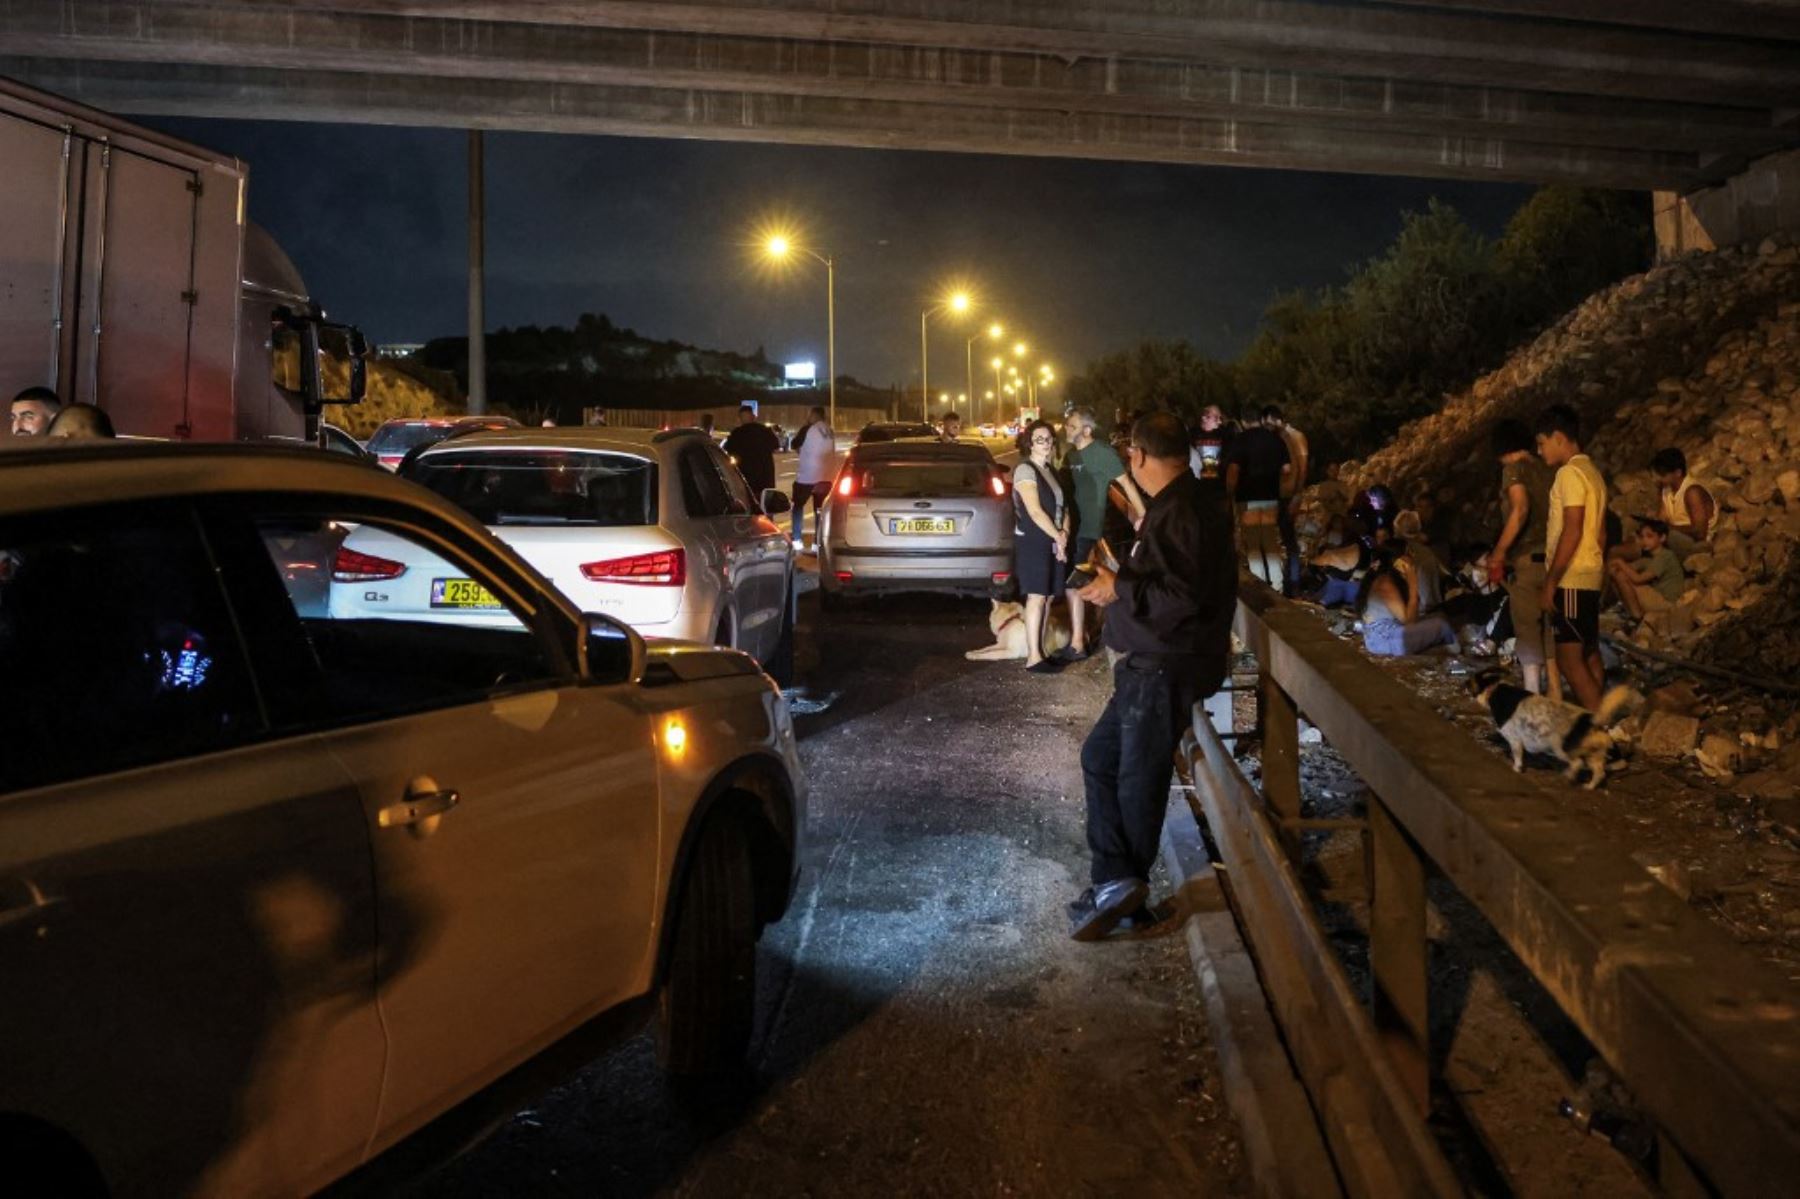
[919,309,930,423]
[824,252,836,431]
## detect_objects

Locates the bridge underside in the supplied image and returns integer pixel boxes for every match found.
[1,1,1797,189]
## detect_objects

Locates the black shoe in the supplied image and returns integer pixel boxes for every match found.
[1068,877,1150,942]
[1026,658,1062,674]
[1055,644,1091,663]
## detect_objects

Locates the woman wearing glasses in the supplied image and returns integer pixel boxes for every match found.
[1012,419,1070,672]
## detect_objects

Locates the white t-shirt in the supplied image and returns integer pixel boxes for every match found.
[1546,453,1607,591]
[795,420,836,485]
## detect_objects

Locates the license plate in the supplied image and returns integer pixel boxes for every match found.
[431,577,503,609]
[889,517,956,535]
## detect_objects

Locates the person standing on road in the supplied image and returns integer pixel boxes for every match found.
[10,387,61,438]
[1224,409,1291,589]
[1013,419,1070,673]
[790,406,835,550]
[1535,404,1609,710]
[1264,405,1310,594]
[1070,411,1235,941]
[1064,407,1144,660]
[1485,419,1553,695]
[1187,404,1233,493]
[723,402,780,499]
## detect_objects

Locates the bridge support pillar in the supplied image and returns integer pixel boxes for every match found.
[467,128,487,414]
[1656,146,1800,258]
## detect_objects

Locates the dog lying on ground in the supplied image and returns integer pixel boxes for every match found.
[1468,670,1641,788]
[965,599,1073,661]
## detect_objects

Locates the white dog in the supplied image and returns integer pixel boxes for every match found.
[965,599,1073,661]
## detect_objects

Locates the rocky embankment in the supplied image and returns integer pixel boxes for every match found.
[1301,233,1800,798]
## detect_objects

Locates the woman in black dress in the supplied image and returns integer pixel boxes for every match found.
[1012,419,1070,673]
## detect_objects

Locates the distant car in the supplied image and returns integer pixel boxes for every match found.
[264,421,377,463]
[366,415,522,470]
[854,421,938,445]
[818,439,1014,609]
[375,427,797,682]
[0,442,804,1196]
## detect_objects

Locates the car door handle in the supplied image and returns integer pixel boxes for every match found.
[0,878,61,933]
[378,786,461,829]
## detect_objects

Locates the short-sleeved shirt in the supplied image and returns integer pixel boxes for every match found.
[1190,428,1233,488]
[1225,426,1290,502]
[1067,440,1126,541]
[1546,454,1608,591]
[1499,456,1554,563]
[1645,546,1686,601]
[1013,460,1064,530]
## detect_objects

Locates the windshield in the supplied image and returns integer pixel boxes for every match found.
[858,423,937,444]
[852,457,991,497]
[407,450,658,527]
[367,422,447,454]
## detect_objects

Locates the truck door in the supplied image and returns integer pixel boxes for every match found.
[73,144,203,437]
[0,105,72,401]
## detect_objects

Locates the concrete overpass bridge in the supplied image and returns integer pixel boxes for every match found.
[1,0,1796,199]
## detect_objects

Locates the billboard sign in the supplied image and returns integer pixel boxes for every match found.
[784,361,817,384]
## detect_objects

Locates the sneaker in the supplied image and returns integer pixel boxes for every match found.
[1068,877,1150,942]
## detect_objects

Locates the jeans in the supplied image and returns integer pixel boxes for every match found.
[1081,656,1209,886]
[1318,575,1360,607]
[1276,501,1300,594]
[791,481,826,543]
[1363,614,1457,657]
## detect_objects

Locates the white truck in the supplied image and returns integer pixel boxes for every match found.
[0,75,363,441]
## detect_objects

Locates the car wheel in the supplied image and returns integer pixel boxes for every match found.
[768,583,796,688]
[714,611,734,649]
[657,812,758,1078]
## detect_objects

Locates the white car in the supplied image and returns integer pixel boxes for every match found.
[346,427,796,683]
[0,442,806,1196]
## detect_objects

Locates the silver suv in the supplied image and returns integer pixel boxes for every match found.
[817,439,1014,609]
[0,443,805,1196]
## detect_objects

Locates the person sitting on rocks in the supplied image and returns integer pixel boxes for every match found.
[1357,545,1458,658]
[1651,447,1715,559]
[1607,518,1687,623]
[1392,510,1445,612]
[1308,522,1385,608]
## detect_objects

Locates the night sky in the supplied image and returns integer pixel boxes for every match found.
[145,116,1532,389]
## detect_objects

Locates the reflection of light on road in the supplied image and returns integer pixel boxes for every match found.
[782,688,840,716]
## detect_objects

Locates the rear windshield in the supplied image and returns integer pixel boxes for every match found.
[407,450,658,527]
[859,423,937,443]
[366,423,446,454]
[852,457,991,497]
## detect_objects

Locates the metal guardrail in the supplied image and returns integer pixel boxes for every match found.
[1179,580,1800,1197]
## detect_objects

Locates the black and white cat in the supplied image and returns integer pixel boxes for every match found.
[1469,671,1640,789]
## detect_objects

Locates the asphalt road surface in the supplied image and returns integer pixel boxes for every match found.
[413,591,1248,1198]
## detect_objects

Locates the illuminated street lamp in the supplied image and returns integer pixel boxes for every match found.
[762,229,837,429]
[967,322,1004,427]
[920,290,971,420]
[990,355,1006,411]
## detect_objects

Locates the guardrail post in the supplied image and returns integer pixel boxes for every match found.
[1258,669,1303,864]
[1369,798,1430,1116]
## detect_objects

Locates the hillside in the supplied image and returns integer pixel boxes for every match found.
[1330,233,1800,680]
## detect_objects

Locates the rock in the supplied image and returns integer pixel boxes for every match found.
[1639,711,1701,759]
[1631,850,1693,901]
[1696,733,1744,779]
[1738,770,1797,802]
[1649,680,1704,716]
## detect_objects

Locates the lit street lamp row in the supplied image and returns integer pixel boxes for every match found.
[759,227,1055,429]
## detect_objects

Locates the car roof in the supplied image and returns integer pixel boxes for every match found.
[849,439,993,460]
[411,425,681,458]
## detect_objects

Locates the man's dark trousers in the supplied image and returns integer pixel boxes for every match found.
[1276,501,1300,595]
[1081,655,1204,886]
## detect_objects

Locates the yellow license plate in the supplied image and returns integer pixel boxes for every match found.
[431,577,503,608]
[890,517,956,535]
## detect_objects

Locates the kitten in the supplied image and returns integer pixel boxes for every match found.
[1469,671,1640,789]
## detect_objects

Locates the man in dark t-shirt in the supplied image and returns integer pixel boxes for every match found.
[722,403,780,498]
[1225,412,1291,588]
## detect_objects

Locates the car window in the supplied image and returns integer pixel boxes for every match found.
[679,446,734,518]
[366,423,443,455]
[852,456,990,497]
[705,445,756,513]
[408,450,657,527]
[0,504,263,793]
[222,512,568,729]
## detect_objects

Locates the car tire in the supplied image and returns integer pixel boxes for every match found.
[714,611,734,649]
[768,582,796,688]
[657,812,758,1079]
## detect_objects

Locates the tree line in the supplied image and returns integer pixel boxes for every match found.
[1065,186,1651,465]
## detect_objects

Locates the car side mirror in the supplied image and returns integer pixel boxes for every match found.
[582,612,646,685]
[761,488,793,516]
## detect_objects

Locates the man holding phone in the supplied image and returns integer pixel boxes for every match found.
[1068,410,1236,941]
[1063,407,1144,660]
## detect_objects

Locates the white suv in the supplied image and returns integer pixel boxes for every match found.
[352,427,796,684]
[0,443,805,1196]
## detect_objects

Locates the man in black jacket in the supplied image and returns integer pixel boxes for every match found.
[1069,410,1236,941]
[722,403,779,497]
